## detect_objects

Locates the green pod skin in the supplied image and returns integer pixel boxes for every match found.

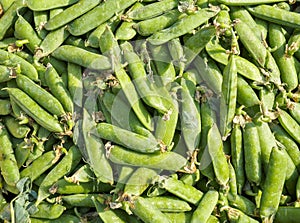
[49,7,64,19]
[205,39,264,82]
[27,0,79,11]
[108,145,187,171]
[0,0,26,40]
[144,196,192,212]
[35,26,70,59]
[0,98,11,115]
[44,0,101,30]
[268,23,298,91]
[112,166,135,196]
[159,177,203,205]
[3,116,30,139]
[20,150,61,181]
[277,108,300,144]
[64,36,99,54]
[115,21,137,41]
[96,122,160,153]
[191,190,219,223]
[247,5,300,29]
[164,212,192,223]
[61,194,100,207]
[14,14,42,53]
[0,0,14,11]
[180,169,200,186]
[288,101,300,124]
[260,147,287,222]
[31,202,65,219]
[9,95,29,124]
[45,65,74,114]
[134,9,181,36]
[30,214,81,223]
[99,25,121,62]
[218,0,285,5]
[208,124,230,186]
[255,17,268,42]
[283,149,299,198]
[0,49,39,81]
[123,167,158,197]
[275,207,300,223]
[127,0,178,20]
[184,26,216,66]
[130,196,171,223]
[68,0,137,36]
[6,88,64,133]
[227,194,256,217]
[168,38,185,75]
[182,69,202,86]
[51,45,111,70]
[16,74,66,117]
[226,207,259,223]
[243,121,262,186]
[0,37,17,48]
[286,29,300,57]
[230,124,245,195]
[33,11,49,39]
[65,164,95,184]
[67,62,83,108]
[220,55,237,140]
[180,78,201,154]
[36,146,82,204]
[0,65,11,83]
[228,160,238,197]
[259,87,275,115]
[0,122,20,186]
[14,140,31,168]
[148,8,219,45]
[237,75,260,107]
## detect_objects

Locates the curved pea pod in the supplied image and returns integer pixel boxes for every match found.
[260,147,287,222]
[27,0,79,11]
[61,194,99,207]
[283,149,299,198]
[0,65,11,83]
[36,146,82,204]
[274,207,300,223]
[108,145,187,171]
[217,0,286,5]
[286,29,300,57]
[14,140,31,169]
[123,167,158,197]
[226,207,259,223]
[134,9,181,36]
[168,38,185,75]
[265,50,282,85]
[288,101,300,124]
[259,87,275,115]
[6,88,64,133]
[65,164,95,184]
[52,45,111,70]
[237,75,260,107]
[44,0,101,31]
[0,98,11,115]
[207,124,230,187]
[277,108,300,144]
[67,62,83,108]
[144,196,192,212]
[3,116,30,139]
[205,39,263,82]
[68,0,137,36]
[0,122,19,186]
[0,49,38,81]
[243,121,262,186]
[16,74,66,117]
[148,8,219,45]
[33,11,48,39]
[115,21,137,41]
[30,214,81,223]
[97,122,161,153]
[31,202,65,220]
[227,193,257,217]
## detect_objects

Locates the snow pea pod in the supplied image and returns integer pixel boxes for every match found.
[144,196,191,212]
[27,0,79,11]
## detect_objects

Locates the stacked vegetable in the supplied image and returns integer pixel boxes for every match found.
[0,0,300,222]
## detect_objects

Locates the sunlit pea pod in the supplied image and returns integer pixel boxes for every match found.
[0,0,15,11]
[3,115,30,139]
[236,75,260,107]
[0,49,39,81]
[228,160,238,197]
[264,51,281,85]
[277,108,300,144]
[205,39,264,82]
[227,193,257,217]
[65,164,95,184]
[0,98,11,115]
[144,196,192,212]
[67,62,83,108]
[27,0,78,11]
[33,11,48,39]
[30,214,81,223]
[163,212,192,223]
[30,202,66,220]
[99,25,121,62]
[6,88,64,133]
[288,101,300,124]
[286,29,300,57]
[107,145,187,171]
[148,8,219,45]
[260,147,287,222]
[217,0,286,5]
[226,207,259,223]
[64,36,99,54]
[60,194,101,208]
[115,21,137,41]
[68,0,137,36]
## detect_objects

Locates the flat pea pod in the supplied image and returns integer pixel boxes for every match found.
[277,108,300,144]
[191,190,219,223]
[16,74,66,117]
[45,64,74,114]
[243,121,262,186]
[134,9,181,36]
[30,214,81,223]
[3,115,30,139]
[130,196,171,223]
[96,122,160,153]
[108,145,187,171]
[20,150,61,182]
[274,207,300,223]
[208,124,230,186]
[44,0,101,31]
[31,202,65,220]
[52,45,111,71]
[144,196,192,212]
[6,88,64,133]
[247,5,300,29]
[0,122,19,186]
[127,0,178,20]
[0,98,11,115]
[27,0,79,11]
[0,49,38,81]
[68,0,137,36]
[0,65,11,83]
[260,147,287,222]
[36,146,82,204]
[148,8,219,45]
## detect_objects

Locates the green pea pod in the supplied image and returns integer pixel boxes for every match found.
[65,164,95,184]
[180,169,200,186]
[288,101,300,124]
[286,29,300,57]
[0,98,11,115]
[277,108,300,144]
[30,214,81,223]
[68,0,137,36]
[164,212,192,223]
[108,145,187,171]
[64,36,99,54]
[31,202,66,220]
[61,194,100,207]
[6,88,64,133]
[275,207,300,223]
[260,147,287,222]
[0,65,11,83]
[115,21,137,41]
[33,11,49,39]
[3,115,30,139]
[227,194,257,217]
[259,87,275,115]
[67,62,83,108]
[148,8,219,45]
[226,207,259,223]
[218,0,286,5]
[237,75,260,107]
[144,196,192,212]
[27,0,79,11]
[14,140,31,168]
[283,149,299,198]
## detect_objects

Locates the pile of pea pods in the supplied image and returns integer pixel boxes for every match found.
[0,0,300,222]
